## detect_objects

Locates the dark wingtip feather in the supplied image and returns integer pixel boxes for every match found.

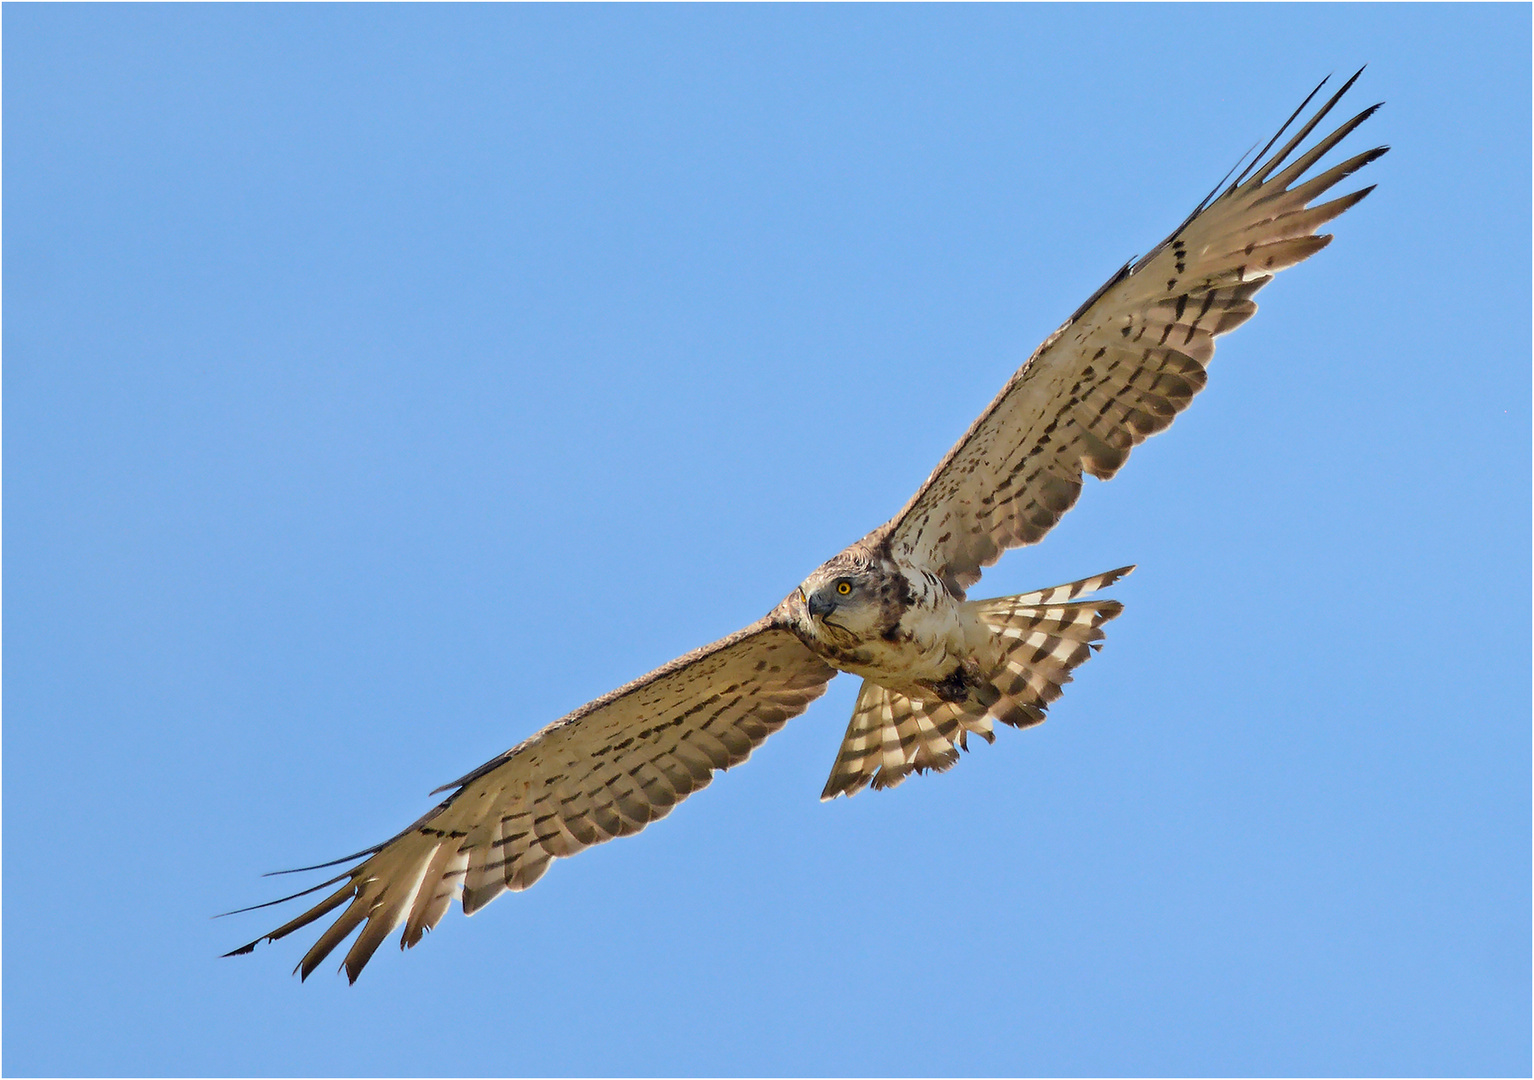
[215,870,353,918]
[1338,184,1380,212]
[345,953,369,984]
[1234,72,1332,187]
[221,877,360,978]
[1244,70,1374,190]
[1350,102,1384,131]
[263,845,382,877]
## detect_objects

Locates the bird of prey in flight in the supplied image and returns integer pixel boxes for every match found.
[227,72,1385,982]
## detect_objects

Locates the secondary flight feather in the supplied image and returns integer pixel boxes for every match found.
[227,72,1385,982]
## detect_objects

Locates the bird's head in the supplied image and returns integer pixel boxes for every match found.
[792,551,887,643]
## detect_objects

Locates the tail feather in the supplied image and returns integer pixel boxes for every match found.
[820,567,1131,800]
[1009,564,1134,606]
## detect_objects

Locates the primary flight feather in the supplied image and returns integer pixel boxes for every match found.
[227,72,1385,982]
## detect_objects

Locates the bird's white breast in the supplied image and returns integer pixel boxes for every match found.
[829,565,975,696]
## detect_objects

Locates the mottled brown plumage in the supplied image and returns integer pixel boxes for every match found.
[227,73,1384,981]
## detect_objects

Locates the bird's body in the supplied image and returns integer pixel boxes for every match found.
[788,538,1134,799]
[786,541,972,696]
[227,72,1387,983]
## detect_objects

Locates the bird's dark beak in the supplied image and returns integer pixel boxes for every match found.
[807,593,835,620]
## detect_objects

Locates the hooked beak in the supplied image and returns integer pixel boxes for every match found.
[807,592,836,620]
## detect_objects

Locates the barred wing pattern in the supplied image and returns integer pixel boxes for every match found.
[821,567,1132,799]
[227,617,835,982]
[883,73,1385,595]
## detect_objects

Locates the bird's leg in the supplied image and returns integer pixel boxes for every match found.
[921,658,991,705]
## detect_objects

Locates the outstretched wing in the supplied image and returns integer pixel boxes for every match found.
[226,614,835,982]
[880,72,1386,596]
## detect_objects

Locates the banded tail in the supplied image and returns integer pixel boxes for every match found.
[820,566,1132,799]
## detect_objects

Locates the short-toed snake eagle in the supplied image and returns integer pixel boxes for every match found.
[227,72,1385,982]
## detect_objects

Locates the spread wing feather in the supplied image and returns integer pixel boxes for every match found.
[879,71,1386,596]
[225,614,835,982]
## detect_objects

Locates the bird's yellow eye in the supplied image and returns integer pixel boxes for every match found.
[837,581,852,595]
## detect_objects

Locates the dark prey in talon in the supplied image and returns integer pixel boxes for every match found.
[225,71,1386,983]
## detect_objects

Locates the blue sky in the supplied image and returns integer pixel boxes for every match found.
[5,5,1528,1076]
